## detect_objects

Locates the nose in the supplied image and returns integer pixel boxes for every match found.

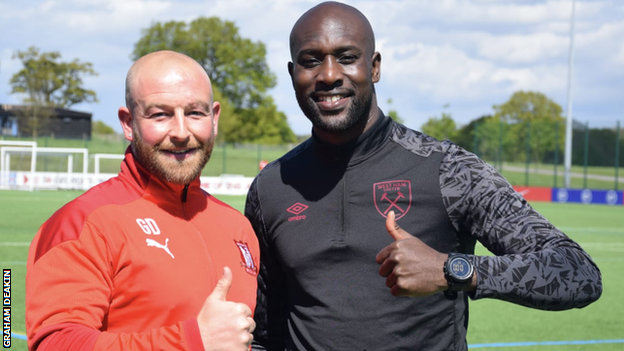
[169,109,191,142]
[317,56,342,87]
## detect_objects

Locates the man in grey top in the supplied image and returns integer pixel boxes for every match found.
[245,2,602,350]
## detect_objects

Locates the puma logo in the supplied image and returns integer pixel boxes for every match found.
[146,238,175,259]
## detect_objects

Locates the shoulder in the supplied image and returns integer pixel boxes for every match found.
[205,193,254,229]
[264,139,311,173]
[252,139,312,187]
[388,122,455,158]
[33,177,140,263]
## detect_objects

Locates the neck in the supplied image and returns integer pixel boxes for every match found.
[314,103,380,146]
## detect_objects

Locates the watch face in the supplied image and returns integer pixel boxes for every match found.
[448,256,473,281]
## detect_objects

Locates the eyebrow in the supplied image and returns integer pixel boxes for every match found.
[143,101,212,111]
[296,45,362,57]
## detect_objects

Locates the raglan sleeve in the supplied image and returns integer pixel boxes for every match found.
[244,177,289,351]
[26,216,204,351]
[439,143,602,311]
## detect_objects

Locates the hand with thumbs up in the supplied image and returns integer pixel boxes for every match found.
[197,267,255,351]
[376,211,450,297]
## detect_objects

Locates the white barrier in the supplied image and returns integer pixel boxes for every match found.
[200,175,253,196]
[8,171,114,190]
[8,171,253,196]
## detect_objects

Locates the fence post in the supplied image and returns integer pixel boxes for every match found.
[583,122,589,189]
[525,121,530,186]
[222,143,227,174]
[257,144,262,174]
[616,120,620,191]
[498,120,503,171]
[473,121,479,157]
[554,121,559,188]
[44,136,48,171]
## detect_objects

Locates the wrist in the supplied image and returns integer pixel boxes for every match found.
[443,253,474,292]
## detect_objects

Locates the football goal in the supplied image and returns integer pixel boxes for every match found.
[0,145,89,190]
[93,153,124,176]
[0,141,37,191]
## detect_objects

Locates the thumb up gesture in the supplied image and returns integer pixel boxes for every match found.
[375,211,448,297]
[197,267,255,350]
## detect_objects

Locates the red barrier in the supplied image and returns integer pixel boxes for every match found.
[513,186,552,202]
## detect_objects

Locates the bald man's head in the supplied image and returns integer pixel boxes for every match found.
[125,51,211,113]
[118,50,220,184]
[289,1,376,60]
[286,1,381,144]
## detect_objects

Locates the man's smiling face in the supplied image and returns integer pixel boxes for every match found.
[123,53,220,184]
[288,4,380,138]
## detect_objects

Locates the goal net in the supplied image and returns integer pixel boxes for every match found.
[0,144,90,191]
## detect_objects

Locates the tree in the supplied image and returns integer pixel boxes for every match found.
[10,46,98,137]
[386,99,405,124]
[455,115,503,162]
[132,17,295,144]
[421,104,458,142]
[93,120,116,135]
[493,91,565,164]
[454,115,494,154]
[10,46,98,108]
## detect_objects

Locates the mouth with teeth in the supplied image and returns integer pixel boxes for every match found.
[160,148,199,161]
[317,95,346,103]
[314,94,350,112]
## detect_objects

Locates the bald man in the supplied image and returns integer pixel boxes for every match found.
[245,2,601,350]
[26,50,258,351]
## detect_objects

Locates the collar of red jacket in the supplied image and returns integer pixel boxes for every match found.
[119,146,205,210]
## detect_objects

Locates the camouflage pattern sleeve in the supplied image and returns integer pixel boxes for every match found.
[439,143,602,310]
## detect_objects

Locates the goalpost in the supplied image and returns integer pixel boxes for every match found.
[1,146,89,191]
[93,153,124,176]
[0,141,37,191]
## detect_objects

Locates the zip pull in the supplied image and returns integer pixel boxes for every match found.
[182,183,189,203]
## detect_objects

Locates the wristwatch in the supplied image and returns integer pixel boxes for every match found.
[443,253,474,292]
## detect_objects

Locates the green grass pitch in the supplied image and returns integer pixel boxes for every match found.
[1,190,622,350]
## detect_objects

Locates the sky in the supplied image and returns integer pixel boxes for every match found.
[1,0,623,136]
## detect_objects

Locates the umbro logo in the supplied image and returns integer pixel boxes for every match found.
[286,202,308,221]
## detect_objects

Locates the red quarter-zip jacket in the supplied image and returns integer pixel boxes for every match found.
[26,148,259,350]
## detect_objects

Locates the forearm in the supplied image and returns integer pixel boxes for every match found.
[439,145,602,309]
[471,245,602,310]
[30,320,202,351]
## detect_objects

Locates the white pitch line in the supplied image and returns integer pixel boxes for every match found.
[0,261,27,265]
[578,242,624,249]
[0,242,30,246]
[560,227,624,234]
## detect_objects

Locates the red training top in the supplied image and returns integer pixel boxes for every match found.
[26,149,259,350]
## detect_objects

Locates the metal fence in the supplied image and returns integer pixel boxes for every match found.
[453,119,623,190]
[2,120,622,190]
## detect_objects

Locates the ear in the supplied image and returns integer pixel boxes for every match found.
[118,107,133,141]
[288,61,294,85]
[371,52,381,83]
[211,101,221,137]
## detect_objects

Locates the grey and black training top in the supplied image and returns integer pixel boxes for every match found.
[245,111,602,351]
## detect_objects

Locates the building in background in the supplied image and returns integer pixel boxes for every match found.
[0,104,92,139]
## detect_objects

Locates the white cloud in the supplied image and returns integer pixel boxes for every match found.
[0,0,622,135]
[474,32,568,63]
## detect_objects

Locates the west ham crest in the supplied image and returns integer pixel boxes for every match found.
[373,180,412,219]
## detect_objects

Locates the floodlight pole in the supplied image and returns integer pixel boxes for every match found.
[564,0,576,188]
